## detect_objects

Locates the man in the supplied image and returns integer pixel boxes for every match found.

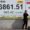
[22,10,28,29]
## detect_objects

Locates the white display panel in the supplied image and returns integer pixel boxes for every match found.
[0,0,30,16]
[0,0,25,17]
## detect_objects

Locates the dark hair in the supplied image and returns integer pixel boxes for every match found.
[25,10,27,12]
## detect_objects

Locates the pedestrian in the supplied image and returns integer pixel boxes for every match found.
[22,10,28,29]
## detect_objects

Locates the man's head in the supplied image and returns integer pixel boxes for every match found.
[25,10,27,13]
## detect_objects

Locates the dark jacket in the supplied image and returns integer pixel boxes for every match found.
[23,13,28,21]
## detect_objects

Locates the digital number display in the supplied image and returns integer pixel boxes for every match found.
[0,4,23,10]
[0,0,24,16]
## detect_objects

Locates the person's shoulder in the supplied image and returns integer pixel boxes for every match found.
[26,13,28,14]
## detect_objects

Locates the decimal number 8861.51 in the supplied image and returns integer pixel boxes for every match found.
[0,4,23,10]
